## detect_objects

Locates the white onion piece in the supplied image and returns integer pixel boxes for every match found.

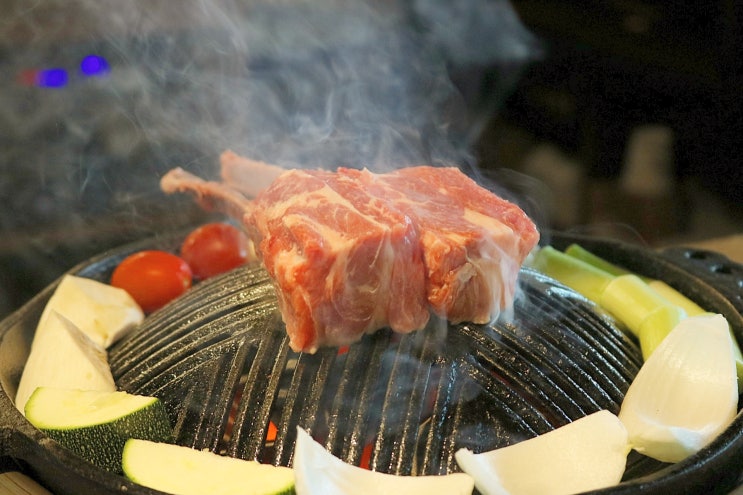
[39,274,143,348]
[455,410,630,495]
[618,313,738,463]
[293,427,474,495]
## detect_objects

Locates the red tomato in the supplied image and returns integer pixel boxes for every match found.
[180,223,252,280]
[111,250,192,313]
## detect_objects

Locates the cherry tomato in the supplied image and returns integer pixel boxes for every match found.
[111,250,192,313]
[180,223,252,280]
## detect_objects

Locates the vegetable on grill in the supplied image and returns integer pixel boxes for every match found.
[528,245,743,386]
[180,222,254,280]
[564,243,706,317]
[37,274,143,348]
[24,388,173,473]
[618,314,738,463]
[122,439,295,495]
[15,311,115,414]
[455,410,630,495]
[111,250,193,313]
[529,245,679,342]
[293,427,474,495]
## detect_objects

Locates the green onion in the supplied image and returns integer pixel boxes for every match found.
[565,243,705,317]
[529,247,677,338]
[598,274,681,338]
[533,243,743,391]
[637,305,687,361]
[564,244,631,277]
[529,246,613,304]
[646,280,706,316]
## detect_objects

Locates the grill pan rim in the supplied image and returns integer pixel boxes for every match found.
[0,229,742,495]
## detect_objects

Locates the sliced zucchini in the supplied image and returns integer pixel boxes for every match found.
[25,387,172,473]
[122,439,295,495]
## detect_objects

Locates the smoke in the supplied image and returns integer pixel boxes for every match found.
[1,3,555,463]
[2,0,541,166]
[0,0,541,314]
[91,0,470,171]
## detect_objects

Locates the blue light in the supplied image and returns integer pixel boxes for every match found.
[37,68,68,88]
[80,54,110,77]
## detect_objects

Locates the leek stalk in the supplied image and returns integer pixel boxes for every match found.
[598,274,682,336]
[564,244,743,375]
[529,247,679,339]
[529,246,613,304]
[565,243,706,317]
[646,280,706,316]
[532,244,743,390]
[564,244,631,277]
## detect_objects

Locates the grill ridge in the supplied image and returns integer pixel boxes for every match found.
[226,328,289,461]
[107,262,646,477]
[373,328,436,474]
[324,331,390,464]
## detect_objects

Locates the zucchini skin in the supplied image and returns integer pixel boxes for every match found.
[41,400,173,473]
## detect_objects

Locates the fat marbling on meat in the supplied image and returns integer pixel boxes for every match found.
[161,151,539,353]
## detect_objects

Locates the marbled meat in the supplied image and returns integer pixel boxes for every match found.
[161,151,539,353]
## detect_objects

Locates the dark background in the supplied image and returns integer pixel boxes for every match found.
[477,0,742,241]
[1,0,742,319]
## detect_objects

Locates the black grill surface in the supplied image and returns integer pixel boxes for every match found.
[108,265,642,476]
[1,230,743,495]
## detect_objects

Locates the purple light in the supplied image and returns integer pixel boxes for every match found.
[37,68,68,88]
[80,54,110,77]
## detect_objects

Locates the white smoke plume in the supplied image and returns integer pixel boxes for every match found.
[0,0,541,314]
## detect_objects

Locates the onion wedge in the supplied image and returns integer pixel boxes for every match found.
[293,427,474,495]
[455,410,629,495]
[618,313,738,463]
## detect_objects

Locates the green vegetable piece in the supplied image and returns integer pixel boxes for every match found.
[536,244,743,391]
[638,305,688,360]
[566,244,707,318]
[565,244,631,277]
[25,387,173,473]
[529,246,613,304]
[123,439,295,495]
[599,274,674,337]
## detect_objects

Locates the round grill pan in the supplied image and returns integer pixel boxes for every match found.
[1,230,743,495]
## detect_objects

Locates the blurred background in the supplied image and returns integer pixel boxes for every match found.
[1,0,741,320]
[479,0,742,246]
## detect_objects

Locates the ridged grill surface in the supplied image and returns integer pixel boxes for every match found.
[6,230,743,495]
[108,264,648,477]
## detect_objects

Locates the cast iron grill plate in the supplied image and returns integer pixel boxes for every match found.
[108,264,641,476]
[2,230,743,495]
